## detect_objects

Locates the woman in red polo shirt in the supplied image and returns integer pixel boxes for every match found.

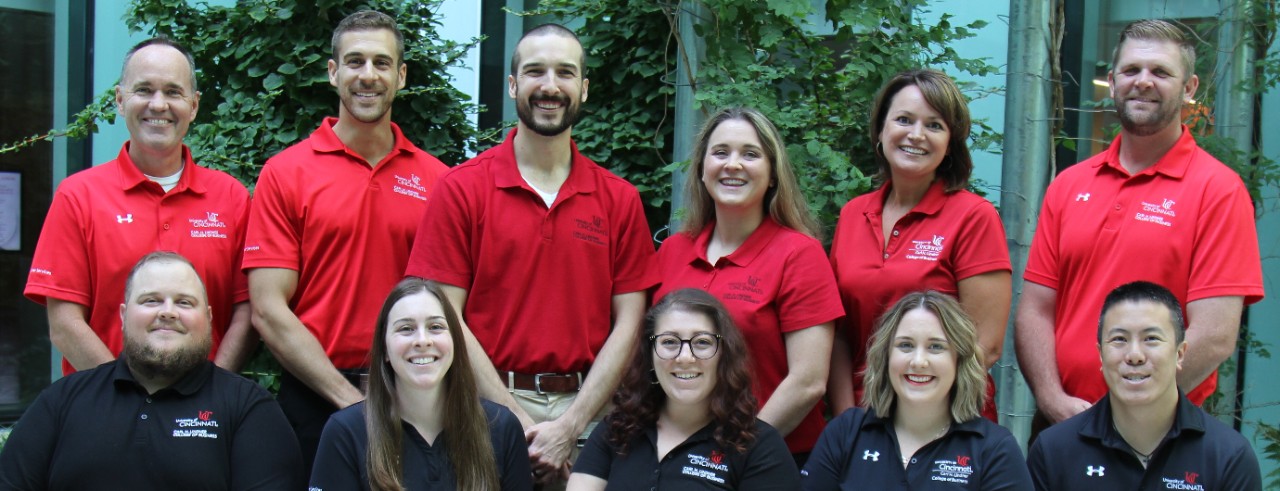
[653,107,843,466]
[827,69,1011,420]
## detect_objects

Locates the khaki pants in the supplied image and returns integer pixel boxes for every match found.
[511,389,606,491]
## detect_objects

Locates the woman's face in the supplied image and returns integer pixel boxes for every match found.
[652,309,721,410]
[878,84,950,183]
[888,307,957,411]
[700,118,773,213]
[384,291,454,392]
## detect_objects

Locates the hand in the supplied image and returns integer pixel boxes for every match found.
[526,419,577,484]
[1040,393,1092,424]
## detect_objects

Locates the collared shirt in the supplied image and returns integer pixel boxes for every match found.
[574,417,799,490]
[1025,126,1264,404]
[25,143,250,374]
[405,128,658,374]
[830,180,1010,397]
[242,117,449,368]
[801,407,1032,490]
[1028,393,1262,491]
[0,358,303,490]
[309,400,532,490]
[654,217,843,452]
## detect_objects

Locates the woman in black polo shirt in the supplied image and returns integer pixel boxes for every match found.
[308,278,532,490]
[568,288,799,490]
[802,291,1031,490]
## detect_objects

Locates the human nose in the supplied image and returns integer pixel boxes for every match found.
[1134,70,1155,90]
[909,348,929,368]
[907,122,924,141]
[1124,343,1146,365]
[675,340,697,361]
[157,300,179,319]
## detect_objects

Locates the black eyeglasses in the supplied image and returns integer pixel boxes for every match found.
[650,333,722,360]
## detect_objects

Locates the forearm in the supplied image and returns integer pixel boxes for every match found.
[761,324,833,436]
[1014,284,1067,401]
[1178,296,1244,390]
[559,292,646,433]
[214,302,257,372]
[759,375,826,436]
[958,271,1012,370]
[826,330,856,413]
[46,299,114,370]
[253,304,361,408]
[462,321,535,428]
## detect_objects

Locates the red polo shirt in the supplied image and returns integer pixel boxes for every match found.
[242,118,448,369]
[654,217,843,453]
[830,180,1010,411]
[405,129,658,374]
[1025,126,1263,404]
[26,143,250,374]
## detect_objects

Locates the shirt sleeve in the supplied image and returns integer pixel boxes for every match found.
[308,408,365,491]
[229,184,252,304]
[950,198,1012,280]
[241,161,302,271]
[1187,175,1264,304]
[404,172,475,288]
[1023,179,1065,289]
[488,403,533,491]
[569,419,615,480]
[777,239,844,332]
[0,386,60,489]
[1219,439,1263,491]
[231,386,305,490]
[1025,437,1052,491]
[978,429,1033,491]
[609,185,658,295]
[800,408,857,490]
[24,185,92,306]
[740,422,801,490]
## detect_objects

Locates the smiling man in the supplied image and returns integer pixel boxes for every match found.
[405,24,658,488]
[1027,281,1260,490]
[25,37,253,377]
[1016,19,1264,430]
[1,252,302,490]
[242,10,448,472]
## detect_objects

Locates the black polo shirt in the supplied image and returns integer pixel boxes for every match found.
[0,357,303,490]
[572,417,799,490]
[1028,393,1262,491]
[308,399,532,490]
[801,407,1032,490]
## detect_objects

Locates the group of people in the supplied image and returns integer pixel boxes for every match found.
[0,7,1266,491]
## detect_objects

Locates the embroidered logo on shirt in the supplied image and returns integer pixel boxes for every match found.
[905,235,945,262]
[683,452,729,484]
[172,410,220,439]
[1161,472,1205,490]
[189,211,228,239]
[1086,465,1105,477]
[1076,193,1091,202]
[723,277,764,305]
[572,216,608,246]
[929,456,974,484]
[393,173,428,201]
[862,450,880,461]
[1134,198,1177,227]
[117,214,133,223]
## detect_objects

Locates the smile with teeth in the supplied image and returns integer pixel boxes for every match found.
[899,146,927,156]
[673,373,701,380]
[1122,373,1149,382]
[719,178,747,186]
[143,118,173,126]
[906,374,934,384]
[408,356,437,365]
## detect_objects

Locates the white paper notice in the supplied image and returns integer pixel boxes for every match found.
[0,172,19,251]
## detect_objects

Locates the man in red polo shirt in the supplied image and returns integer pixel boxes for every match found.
[1016,19,1264,430]
[242,10,448,470]
[406,24,657,487]
[25,37,253,375]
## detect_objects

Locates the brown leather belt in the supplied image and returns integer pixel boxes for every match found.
[501,371,584,394]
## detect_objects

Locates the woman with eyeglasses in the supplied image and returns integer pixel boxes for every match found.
[652,107,843,467]
[800,291,1031,490]
[567,288,799,490]
[308,278,532,490]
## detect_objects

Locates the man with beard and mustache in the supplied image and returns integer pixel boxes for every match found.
[1016,19,1263,434]
[0,252,303,490]
[242,10,448,472]
[405,24,658,488]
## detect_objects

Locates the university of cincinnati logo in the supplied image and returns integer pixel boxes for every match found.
[682,452,729,484]
[392,173,428,201]
[1162,471,1205,490]
[172,410,219,439]
[1136,197,1177,227]
[189,211,227,238]
[929,455,974,484]
[906,235,945,261]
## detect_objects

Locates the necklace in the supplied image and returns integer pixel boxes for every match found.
[1133,447,1155,467]
[899,423,951,466]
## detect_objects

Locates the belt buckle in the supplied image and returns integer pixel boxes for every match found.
[534,373,558,395]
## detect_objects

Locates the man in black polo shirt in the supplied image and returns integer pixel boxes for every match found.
[1027,281,1261,490]
[0,252,303,490]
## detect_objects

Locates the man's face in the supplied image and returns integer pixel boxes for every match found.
[1098,300,1186,410]
[1108,38,1198,137]
[508,33,588,137]
[328,28,406,125]
[115,45,200,159]
[120,260,212,380]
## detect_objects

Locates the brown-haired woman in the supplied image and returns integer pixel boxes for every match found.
[568,288,799,490]
[308,278,532,490]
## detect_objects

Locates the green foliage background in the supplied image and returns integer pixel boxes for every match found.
[125,0,481,186]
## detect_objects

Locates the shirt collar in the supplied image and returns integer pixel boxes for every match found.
[1093,124,1195,179]
[492,128,597,195]
[111,355,214,396]
[307,116,422,166]
[116,142,204,195]
[690,217,784,268]
[864,179,948,217]
[858,406,985,438]
[1080,392,1205,449]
